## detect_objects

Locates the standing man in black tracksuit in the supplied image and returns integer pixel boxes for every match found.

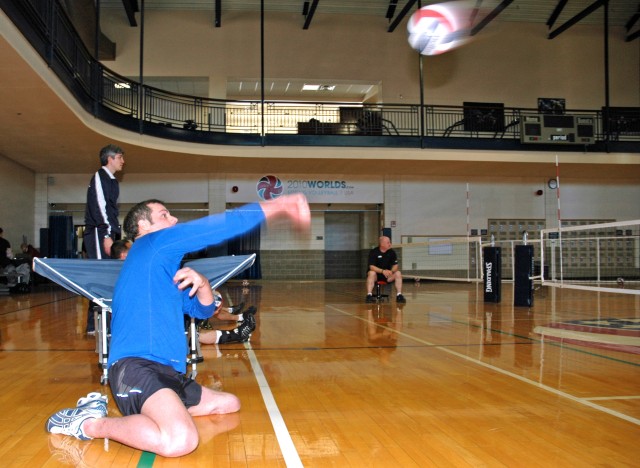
[83,144,125,334]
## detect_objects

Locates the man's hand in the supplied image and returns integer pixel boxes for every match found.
[174,267,213,303]
[259,193,310,231]
[103,236,114,257]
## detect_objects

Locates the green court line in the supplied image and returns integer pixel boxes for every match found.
[137,451,155,467]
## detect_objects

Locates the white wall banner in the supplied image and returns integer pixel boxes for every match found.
[226,174,383,203]
[48,173,208,203]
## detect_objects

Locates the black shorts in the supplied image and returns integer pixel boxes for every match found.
[376,273,392,283]
[109,357,202,416]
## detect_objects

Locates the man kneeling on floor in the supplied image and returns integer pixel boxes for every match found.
[46,193,310,457]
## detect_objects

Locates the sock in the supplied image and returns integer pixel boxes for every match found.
[213,330,222,344]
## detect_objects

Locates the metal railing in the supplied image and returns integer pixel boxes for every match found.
[3,0,639,150]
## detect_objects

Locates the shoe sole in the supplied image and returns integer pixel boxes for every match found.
[46,407,104,440]
[228,302,245,315]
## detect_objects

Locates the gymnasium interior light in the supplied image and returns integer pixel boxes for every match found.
[302,84,335,91]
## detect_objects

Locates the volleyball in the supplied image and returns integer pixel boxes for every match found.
[407,2,470,56]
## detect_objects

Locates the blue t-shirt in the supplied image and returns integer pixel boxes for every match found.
[108,203,265,373]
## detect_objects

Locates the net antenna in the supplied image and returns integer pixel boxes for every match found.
[466,182,470,236]
[555,155,564,284]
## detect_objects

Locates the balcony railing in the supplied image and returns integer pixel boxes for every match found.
[3,0,639,153]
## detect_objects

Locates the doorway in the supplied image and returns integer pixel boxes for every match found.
[324,212,362,279]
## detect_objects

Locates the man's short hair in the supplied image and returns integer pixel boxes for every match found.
[123,199,165,240]
[99,144,124,166]
[111,239,131,259]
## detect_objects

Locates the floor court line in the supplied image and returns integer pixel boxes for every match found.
[585,395,640,401]
[244,341,303,468]
[446,315,640,367]
[327,304,640,426]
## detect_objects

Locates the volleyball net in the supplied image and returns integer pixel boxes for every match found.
[396,235,542,283]
[540,219,640,295]
[396,236,483,282]
[396,219,639,295]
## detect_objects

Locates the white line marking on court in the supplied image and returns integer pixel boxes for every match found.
[585,395,640,401]
[244,342,303,468]
[327,305,640,426]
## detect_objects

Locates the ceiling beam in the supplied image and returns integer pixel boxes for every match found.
[386,1,399,20]
[625,7,639,31]
[626,28,640,42]
[548,0,606,39]
[625,4,640,40]
[215,0,221,27]
[387,0,418,33]
[121,0,138,27]
[303,0,319,30]
[470,0,514,36]
[468,0,484,29]
[546,0,568,29]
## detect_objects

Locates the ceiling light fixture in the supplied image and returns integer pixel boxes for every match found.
[114,82,131,89]
[303,84,335,91]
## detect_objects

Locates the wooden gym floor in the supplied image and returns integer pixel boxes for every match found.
[0,279,638,467]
